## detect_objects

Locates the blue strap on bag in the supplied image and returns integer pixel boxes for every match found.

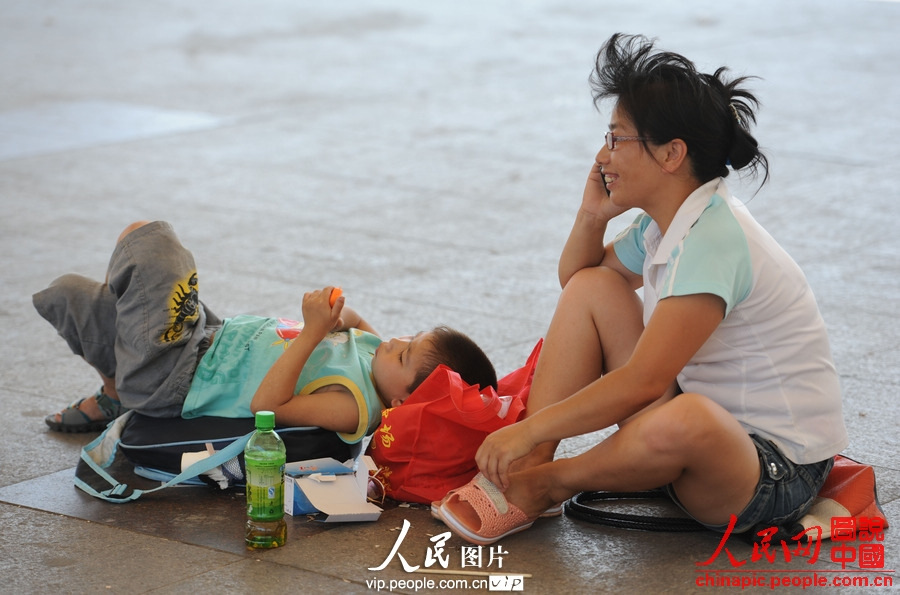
[75,410,357,502]
[75,411,254,503]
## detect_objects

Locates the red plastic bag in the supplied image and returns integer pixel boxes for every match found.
[800,455,890,539]
[367,340,542,504]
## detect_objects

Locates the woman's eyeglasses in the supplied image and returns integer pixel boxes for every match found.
[605,131,650,150]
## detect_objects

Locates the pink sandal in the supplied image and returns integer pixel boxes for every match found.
[438,473,537,545]
[432,489,562,521]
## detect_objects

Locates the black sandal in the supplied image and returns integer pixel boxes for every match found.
[45,388,126,433]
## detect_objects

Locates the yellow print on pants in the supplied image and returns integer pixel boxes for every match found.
[162,271,199,343]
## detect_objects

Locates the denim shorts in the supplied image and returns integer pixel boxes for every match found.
[668,434,833,534]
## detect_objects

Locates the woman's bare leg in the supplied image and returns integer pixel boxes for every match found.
[448,393,759,530]
[515,266,645,468]
[504,393,760,525]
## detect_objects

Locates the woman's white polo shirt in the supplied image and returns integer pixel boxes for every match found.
[613,178,847,464]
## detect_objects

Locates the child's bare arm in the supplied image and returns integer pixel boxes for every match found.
[250,287,359,430]
[334,304,378,335]
[260,388,360,433]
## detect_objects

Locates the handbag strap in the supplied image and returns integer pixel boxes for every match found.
[564,490,706,532]
[75,418,252,503]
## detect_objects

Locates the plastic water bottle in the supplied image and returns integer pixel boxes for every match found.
[244,410,287,549]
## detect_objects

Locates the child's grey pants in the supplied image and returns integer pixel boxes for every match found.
[33,221,220,417]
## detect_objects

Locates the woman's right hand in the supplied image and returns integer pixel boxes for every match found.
[558,153,631,287]
[475,421,539,491]
[581,153,628,221]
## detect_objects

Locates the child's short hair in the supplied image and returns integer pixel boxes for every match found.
[408,326,497,393]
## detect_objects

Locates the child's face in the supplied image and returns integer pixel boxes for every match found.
[372,331,435,408]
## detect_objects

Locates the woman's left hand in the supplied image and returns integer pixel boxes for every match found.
[475,421,538,491]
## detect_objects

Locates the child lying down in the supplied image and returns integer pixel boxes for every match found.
[36,220,498,449]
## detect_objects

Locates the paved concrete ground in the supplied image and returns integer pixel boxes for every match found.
[1,1,898,593]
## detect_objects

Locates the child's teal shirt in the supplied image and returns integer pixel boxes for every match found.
[182,315,383,444]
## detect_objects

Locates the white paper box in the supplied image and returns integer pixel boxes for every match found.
[283,456,382,522]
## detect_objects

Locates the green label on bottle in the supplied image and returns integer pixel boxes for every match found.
[246,461,285,522]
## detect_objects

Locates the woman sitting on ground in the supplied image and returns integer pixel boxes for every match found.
[435,33,847,545]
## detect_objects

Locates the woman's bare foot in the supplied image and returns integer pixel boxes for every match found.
[443,468,557,531]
